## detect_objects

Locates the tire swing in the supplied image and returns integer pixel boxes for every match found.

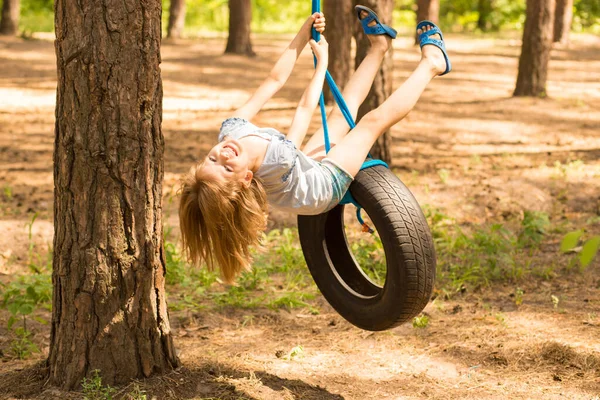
[298,1,436,331]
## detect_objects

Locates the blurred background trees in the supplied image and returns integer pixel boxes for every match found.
[1,0,598,38]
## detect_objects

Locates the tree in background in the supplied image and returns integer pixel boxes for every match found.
[477,0,495,31]
[0,0,20,36]
[353,0,394,164]
[514,0,556,97]
[167,0,186,39]
[554,0,573,44]
[415,0,439,43]
[323,0,354,104]
[51,0,179,389]
[225,0,255,56]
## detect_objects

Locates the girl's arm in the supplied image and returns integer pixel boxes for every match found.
[229,13,326,122]
[286,36,328,148]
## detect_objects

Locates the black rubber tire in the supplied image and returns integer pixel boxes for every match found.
[298,165,436,331]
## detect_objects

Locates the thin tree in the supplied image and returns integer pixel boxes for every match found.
[553,0,573,44]
[50,0,179,389]
[0,0,20,36]
[514,0,556,97]
[477,0,494,32]
[323,0,354,103]
[353,0,394,164]
[167,0,186,39]
[415,0,439,44]
[225,0,255,56]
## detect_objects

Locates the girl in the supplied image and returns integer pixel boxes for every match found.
[179,7,451,282]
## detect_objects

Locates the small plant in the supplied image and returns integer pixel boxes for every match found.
[126,384,147,400]
[10,327,39,359]
[438,168,450,184]
[551,295,560,309]
[2,185,12,200]
[268,292,315,311]
[518,210,550,248]
[412,314,430,328]
[82,370,117,400]
[514,287,524,306]
[282,345,304,360]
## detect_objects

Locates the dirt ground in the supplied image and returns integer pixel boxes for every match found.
[0,31,599,399]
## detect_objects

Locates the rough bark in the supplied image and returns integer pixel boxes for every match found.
[514,0,556,97]
[415,0,439,44]
[353,0,393,164]
[167,0,186,39]
[50,0,179,389]
[553,0,573,44]
[477,0,494,31]
[225,0,255,56]
[323,0,354,104]
[0,0,20,36]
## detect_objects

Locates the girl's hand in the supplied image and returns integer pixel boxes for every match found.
[313,12,326,33]
[309,36,329,66]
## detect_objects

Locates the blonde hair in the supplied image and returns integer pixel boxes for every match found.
[178,162,268,283]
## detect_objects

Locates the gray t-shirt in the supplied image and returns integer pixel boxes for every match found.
[218,117,334,215]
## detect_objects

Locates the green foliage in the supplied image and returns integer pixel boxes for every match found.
[518,210,550,248]
[425,206,547,292]
[164,239,218,288]
[412,314,430,328]
[81,370,117,400]
[8,0,600,35]
[575,0,600,29]
[1,272,52,330]
[561,230,600,270]
[10,327,39,359]
[126,384,147,400]
[350,234,386,286]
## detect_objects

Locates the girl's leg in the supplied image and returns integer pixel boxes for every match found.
[302,12,392,160]
[326,26,448,177]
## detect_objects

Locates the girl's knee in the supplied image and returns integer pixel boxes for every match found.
[360,109,387,130]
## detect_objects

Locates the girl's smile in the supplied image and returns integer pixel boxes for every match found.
[201,139,254,186]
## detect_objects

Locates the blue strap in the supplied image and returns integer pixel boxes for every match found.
[311,1,387,231]
[416,20,452,76]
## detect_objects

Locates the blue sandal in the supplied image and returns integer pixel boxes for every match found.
[417,20,451,76]
[355,5,397,39]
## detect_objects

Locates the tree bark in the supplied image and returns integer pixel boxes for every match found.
[477,0,494,31]
[167,0,186,39]
[0,0,20,36]
[225,0,255,56]
[50,0,179,389]
[354,0,393,164]
[323,0,354,104]
[415,0,439,44]
[514,0,556,97]
[553,0,573,44]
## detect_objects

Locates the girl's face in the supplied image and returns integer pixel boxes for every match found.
[201,139,253,186]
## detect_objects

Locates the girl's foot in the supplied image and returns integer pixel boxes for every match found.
[417,24,449,76]
[359,10,392,52]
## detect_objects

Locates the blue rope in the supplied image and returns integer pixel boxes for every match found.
[311,0,388,231]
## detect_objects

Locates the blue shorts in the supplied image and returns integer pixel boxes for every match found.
[320,159,354,212]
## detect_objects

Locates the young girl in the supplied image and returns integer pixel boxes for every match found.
[179,7,451,282]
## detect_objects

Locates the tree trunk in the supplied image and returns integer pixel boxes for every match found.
[167,0,186,39]
[225,0,255,56]
[354,0,393,164]
[50,0,179,389]
[323,0,354,104]
[553,0,573,44]
[514,0,556,97]
[0,0,20,36]
[477,0,494,31]
[415,0,439,44]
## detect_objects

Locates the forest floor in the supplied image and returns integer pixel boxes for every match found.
[0,31,600,399]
